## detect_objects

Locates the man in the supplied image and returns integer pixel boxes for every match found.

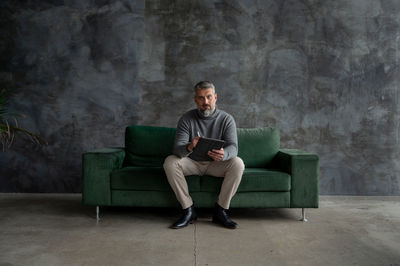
[163,81,245,229]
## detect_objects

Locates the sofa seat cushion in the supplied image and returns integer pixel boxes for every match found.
[200,168,291,192]
[111,167,201,192]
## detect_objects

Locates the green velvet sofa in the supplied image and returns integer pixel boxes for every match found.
[82,125,319,221]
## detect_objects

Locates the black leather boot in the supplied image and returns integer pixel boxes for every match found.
[170,205,197,229]
[212,203,238,229]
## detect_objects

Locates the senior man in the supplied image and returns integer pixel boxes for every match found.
[163,81,245,229]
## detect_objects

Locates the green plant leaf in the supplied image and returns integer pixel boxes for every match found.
[0,89,47,151]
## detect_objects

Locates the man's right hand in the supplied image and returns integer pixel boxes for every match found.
[187,136,201,152]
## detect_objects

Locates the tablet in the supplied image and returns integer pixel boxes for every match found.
[190,137,225,161]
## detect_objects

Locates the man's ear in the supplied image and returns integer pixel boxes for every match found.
[215,93,218,101]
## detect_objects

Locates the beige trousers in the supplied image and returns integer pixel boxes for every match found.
[163,155,245,209]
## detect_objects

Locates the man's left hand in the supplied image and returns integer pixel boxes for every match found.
[208,148,224,161]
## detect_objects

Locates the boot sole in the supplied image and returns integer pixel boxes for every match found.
[212,218,237,229]
[170,218,197,229]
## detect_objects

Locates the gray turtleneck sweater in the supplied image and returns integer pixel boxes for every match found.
[173,108,238,161]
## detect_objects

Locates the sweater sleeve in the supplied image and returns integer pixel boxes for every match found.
[222,115,238,161]
[173,117,192,158]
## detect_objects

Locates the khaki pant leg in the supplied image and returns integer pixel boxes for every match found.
[163,155,205,209]
[205,157,245,209]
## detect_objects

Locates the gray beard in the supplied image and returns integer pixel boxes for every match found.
[199,107,216,117]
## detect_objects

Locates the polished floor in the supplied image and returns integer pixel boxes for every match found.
[0,194,399,266]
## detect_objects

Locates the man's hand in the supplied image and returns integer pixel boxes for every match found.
[208,148,224,161]
[187,136,201,152]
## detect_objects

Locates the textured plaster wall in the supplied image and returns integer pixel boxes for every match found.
[1,0,399,195]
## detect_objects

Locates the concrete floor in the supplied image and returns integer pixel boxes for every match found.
[0,194,399,266]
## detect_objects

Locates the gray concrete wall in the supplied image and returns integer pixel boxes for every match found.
[1,0,399,195]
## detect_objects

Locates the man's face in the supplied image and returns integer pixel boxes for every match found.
[194,88,217,116]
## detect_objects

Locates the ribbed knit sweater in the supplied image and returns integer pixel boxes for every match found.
[173,108,238,161]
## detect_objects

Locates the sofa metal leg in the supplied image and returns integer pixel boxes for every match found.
[301,208,308,222]
[96,206,100,221]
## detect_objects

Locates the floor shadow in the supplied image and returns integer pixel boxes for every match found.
[0,195,301,222]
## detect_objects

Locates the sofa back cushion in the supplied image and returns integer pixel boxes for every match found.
[125,125,176,167]
[237,127,280,167]
[124,125,280,168]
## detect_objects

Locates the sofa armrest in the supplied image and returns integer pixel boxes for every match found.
[82,148,125,206]
[273,149,319,208]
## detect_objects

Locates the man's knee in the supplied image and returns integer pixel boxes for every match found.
[163,155,181,171]
[230,157,245,172]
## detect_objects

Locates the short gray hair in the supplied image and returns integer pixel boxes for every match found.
[194,81,215,93]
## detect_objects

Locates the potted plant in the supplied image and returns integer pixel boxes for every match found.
[0,89,47,151]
